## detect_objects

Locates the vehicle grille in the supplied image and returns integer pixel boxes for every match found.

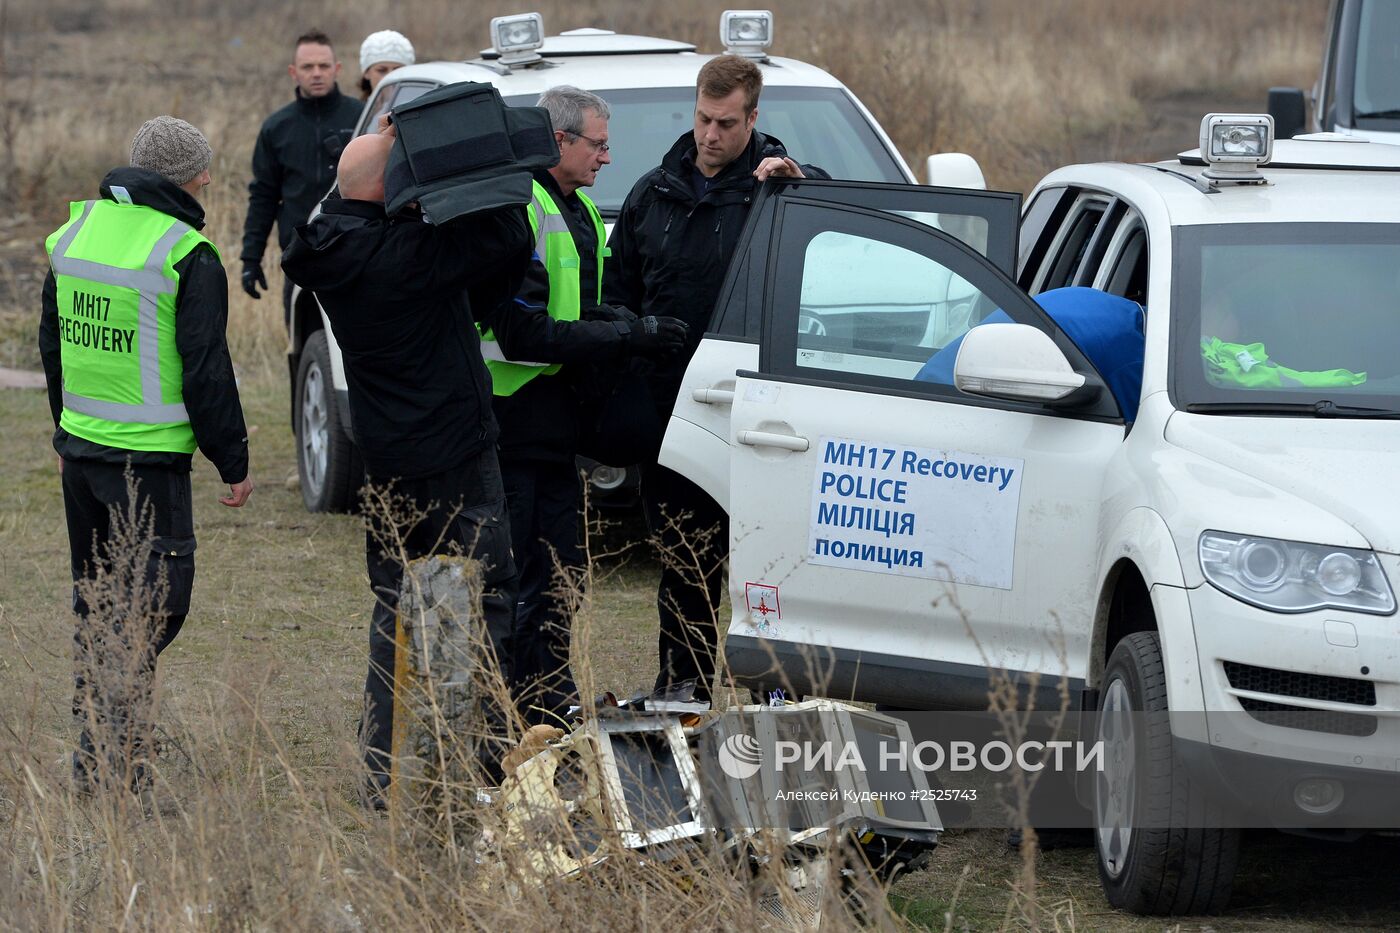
[1236,697,1378,738]
[1224,661,1376,707]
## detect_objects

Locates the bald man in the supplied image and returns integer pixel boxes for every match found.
[283,120,531,805]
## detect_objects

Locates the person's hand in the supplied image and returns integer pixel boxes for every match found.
[241,261,268,300]
[220,476,254,508]
[590,302,638,325]
[628,316,689,358]
[754,156,804,182]
[376,113,397,138]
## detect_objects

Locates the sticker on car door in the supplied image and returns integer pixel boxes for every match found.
[809,435,1023,589]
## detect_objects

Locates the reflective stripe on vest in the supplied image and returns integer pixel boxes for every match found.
[46,198,217,454]
[480,182,607,396]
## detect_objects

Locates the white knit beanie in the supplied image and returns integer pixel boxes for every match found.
[360,30,415,74]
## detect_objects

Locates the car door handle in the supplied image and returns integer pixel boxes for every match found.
[692,387,736,405]
[737,430,809,452]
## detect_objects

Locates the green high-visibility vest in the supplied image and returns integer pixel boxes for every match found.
[481,181,608,397]
[45,196,219,453]
[1201,337,1367,389]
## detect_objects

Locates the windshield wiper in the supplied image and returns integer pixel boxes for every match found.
[1353,109,1400,120]
[1185,400,1400,418]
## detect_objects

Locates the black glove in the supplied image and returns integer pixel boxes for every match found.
[588,302,638,325]
[628,316,688,358]
[241,261,268,300]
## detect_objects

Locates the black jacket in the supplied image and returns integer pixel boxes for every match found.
[241,86,362,263]
[281,197,531,481]
[39,168,250,484]
[602,130,826,415]
[479,170,638,463]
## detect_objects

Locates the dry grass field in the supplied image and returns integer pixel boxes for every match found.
[8,1,1399,930]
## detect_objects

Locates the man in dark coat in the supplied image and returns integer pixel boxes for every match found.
[281,126,531,802]
[241,30,363,325]
[603,55,827,702]
[476,85,687,722]
[40,116,253,793]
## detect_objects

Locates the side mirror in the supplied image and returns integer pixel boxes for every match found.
[924,152,986,190]
[954,323,1096,406]
[1268,87,1307,140]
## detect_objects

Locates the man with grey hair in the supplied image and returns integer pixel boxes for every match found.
[476,85,687,721]
[40,115,253,795]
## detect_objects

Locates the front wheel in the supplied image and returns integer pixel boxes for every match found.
[295,329,361,513]
[1094,631,1239,915]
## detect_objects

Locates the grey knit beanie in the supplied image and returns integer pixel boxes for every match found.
[130,116,212,185]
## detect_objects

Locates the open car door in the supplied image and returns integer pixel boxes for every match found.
[659,179,1022,511]
[711,181,1128,708]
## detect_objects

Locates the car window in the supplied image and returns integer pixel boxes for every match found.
[1017,186,1072,286]
[1103,223,1148,308]
[712,181,1018,342]
[360,82,437,136]
[1039,196,1112,291]
[1353,0,1400,124]
[760,199,1118,414]
[793,229,987,382]
[1171,222,1400,409]
[503,86,907,215]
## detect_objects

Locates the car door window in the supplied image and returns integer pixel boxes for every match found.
[793,229,984,380]
[760,197,1122,421]
[712,178,1021,340]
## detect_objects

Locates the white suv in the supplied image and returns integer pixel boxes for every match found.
[288,11,927,512]
[663,118,1400,913]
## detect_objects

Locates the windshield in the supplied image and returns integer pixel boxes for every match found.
[503,86,908,216]
[1171,223,1400,412]
[1353,0,1400,121]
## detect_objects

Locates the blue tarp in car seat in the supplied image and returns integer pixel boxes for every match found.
[915,286,1145,422]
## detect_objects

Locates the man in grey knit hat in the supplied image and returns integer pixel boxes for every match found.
[40,115,253,797]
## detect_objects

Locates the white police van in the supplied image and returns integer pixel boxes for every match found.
[288,11,951,512]
[1270,0,1400,143]
[665,116,1400,913]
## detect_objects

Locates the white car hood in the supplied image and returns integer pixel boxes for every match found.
[1164,413,1400,555]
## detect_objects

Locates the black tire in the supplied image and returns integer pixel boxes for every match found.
[295,329,361,513]
[1094,631,1240,915]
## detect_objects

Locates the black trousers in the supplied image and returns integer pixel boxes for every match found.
[503,458,585,722]
[641,463,728,701]
[61,458,195,787]
[361,448,516,792]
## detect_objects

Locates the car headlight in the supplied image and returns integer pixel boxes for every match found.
[1199,532,1395,615]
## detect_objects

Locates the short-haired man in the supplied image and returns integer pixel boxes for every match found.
[40,116,254,793]
[241,30,362,325]
[604,55,827,701]
[477,86,687,720]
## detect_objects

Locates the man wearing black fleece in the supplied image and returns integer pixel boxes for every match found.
[604,55,827,701]
[240,30,362,325]
[40,116,253,793]
[282,123,532,802]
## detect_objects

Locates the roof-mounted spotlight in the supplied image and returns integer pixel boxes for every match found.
[491,12,545,67]
[1199,113,1274,184]
[721,10,773,59]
